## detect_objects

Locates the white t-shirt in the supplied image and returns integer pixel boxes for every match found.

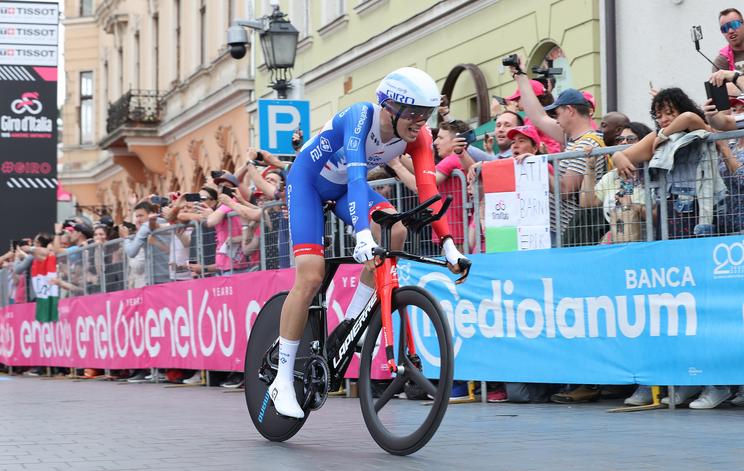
[594,170,647,223]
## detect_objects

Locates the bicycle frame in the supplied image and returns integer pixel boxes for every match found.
[260,195,466,391]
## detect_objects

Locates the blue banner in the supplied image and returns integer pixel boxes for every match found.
[397,235,744,385]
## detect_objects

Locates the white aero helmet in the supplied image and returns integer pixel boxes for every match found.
[375,67,440,109]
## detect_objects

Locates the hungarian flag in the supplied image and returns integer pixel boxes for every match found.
[31,253,59,323]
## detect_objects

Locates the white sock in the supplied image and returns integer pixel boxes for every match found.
[344,282,375,320]
[276,336,300,385]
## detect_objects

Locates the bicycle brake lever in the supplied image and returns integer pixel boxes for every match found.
[454,258,472,285]
[372,247,387,268]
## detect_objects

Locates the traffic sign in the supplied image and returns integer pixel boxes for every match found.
[258,99,310,155]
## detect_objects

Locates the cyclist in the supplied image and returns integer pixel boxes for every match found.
[270,67,469,418]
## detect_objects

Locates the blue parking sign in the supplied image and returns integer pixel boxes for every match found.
[258,99,310,156]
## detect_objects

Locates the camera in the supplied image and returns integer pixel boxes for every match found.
[221,186,236,197]
[183,193,203,203]
[502,54,519,68]
[255,151,264,162]
[531,65,563,79]
[227,25,248,59]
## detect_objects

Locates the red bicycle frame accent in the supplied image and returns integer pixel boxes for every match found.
[374,256,417,373]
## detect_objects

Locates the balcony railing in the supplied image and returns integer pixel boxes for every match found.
[106,89,162,134]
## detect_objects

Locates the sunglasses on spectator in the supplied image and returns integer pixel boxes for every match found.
[383,101,435,121]
[616,135,638,144]
[721,19,743,34]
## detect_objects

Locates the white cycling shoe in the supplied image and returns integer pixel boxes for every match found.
[268,380,305,419]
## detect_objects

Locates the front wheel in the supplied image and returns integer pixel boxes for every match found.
[244,292,310,442]
[358,286,454,455]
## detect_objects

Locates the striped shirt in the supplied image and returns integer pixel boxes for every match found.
[550,131,606,233]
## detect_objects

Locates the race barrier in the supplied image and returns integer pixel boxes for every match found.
[0,264,392,380]
[2,235,744,385]
[399,234,744,385]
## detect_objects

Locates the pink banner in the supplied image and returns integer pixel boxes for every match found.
[0,266,390,379]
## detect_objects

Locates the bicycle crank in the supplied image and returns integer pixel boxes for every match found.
[302,355,330,411]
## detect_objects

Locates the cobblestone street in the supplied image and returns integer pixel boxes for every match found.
[2,375,744,470]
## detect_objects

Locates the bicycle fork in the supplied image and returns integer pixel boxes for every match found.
[374,257,417,373]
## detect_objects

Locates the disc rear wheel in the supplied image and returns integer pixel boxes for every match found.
[244,292,314,441]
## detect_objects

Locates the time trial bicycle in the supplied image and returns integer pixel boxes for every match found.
[244,195,471,455]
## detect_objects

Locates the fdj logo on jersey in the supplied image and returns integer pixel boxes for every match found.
[713,239,744,277]
[11,92,42,115]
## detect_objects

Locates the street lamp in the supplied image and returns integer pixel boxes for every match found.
[227,4,299,99]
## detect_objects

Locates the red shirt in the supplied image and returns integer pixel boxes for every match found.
[434,154,465,246]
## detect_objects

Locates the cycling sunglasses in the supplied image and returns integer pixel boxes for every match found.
[384,101,435,121]
[721,19,743,34]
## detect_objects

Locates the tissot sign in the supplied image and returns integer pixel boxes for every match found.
[0,1,58,247]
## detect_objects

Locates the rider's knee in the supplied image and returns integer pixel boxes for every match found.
[295,270,324,295]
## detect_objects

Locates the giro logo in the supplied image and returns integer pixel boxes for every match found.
[11,92,42,115]
[713,239,744,277]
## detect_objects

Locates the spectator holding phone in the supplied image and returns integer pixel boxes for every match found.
[123,201,160,288]
[206,172,257,272]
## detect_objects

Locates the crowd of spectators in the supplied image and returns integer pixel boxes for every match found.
[4,8,744,406]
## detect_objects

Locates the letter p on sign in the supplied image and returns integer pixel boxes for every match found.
[258,99,310,156]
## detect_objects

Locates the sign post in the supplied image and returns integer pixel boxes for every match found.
[257,99,309,156]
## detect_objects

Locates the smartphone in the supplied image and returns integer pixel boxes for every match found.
[221,186,236,197]
[492,95,506,106]
[255,151,265,162]
[690,25,703,43]
[648,81,654,91]
[183,192,202,202]
[11,240,22,250]
[456,129,477,145]
[705,81,731,111]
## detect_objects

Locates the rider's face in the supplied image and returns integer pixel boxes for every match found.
[394,115,426,142]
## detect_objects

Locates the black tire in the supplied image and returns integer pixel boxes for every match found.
[358,286,454,455]
[244,292,313,442]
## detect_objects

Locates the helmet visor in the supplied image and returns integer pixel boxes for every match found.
[383,101,435,122]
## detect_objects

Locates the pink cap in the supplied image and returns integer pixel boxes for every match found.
[507,125,542,147]
[506,80,547,101]
[581,91,596,110]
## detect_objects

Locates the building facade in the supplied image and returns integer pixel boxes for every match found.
[250,0,601,138]
[61,0,253,222]
[61,0,601,221]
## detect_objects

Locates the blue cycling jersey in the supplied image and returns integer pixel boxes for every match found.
[294,102,409,231]
[286,101,448,257]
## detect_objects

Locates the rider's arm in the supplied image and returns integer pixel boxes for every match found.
[406,126,452,241]
[344,103,375,234]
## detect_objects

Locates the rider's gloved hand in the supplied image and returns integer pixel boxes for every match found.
[442,237,465,269]
[353,229,379,266]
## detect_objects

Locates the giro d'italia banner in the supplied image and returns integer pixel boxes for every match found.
[0,1,59,247]
[397,235,744,385]
[0,264,392,380]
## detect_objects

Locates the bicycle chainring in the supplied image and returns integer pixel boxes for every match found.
[302,355,330,411]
